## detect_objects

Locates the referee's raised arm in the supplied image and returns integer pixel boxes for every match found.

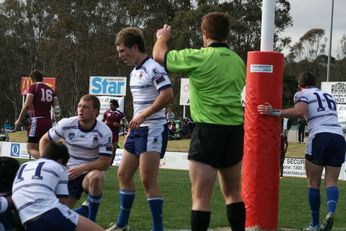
[153,24,171,65]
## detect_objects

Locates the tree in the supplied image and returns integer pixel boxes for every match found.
[339,34,346,59]
[290,28,327,62]
[0,0,29,123]
[0,0,294,123]
[221,0,292,60]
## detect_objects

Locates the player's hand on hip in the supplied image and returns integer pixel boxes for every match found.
[156,24,171,40]
[129,115,144,129]
[257,103,273,115]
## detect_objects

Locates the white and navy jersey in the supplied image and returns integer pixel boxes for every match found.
[12,159,69,223]
[294,87,343,137]
[130,57,172,127]
[48,117,113,168]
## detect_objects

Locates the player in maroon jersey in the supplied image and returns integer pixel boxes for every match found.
[102,99,128,164]
[14,70,61,159]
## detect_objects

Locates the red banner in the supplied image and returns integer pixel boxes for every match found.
[21,77,56,96]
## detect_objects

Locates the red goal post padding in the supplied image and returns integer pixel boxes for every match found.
[242,51,284,230]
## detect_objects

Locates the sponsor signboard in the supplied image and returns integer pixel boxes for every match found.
[321,82,346,130]
[179,78,190,106]
[321,81,346,104]
[21,77,56,96]
[250,64,273,73]
[89,76,127,96]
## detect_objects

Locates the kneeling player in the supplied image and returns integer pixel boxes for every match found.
[12,142,104,231]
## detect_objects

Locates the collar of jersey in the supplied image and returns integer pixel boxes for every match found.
[78,119,97,132]
[135,56,150,70]
[208,43,229,48]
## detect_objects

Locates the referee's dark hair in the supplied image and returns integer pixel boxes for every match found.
[201,12,230,42]
[42,142,70,166]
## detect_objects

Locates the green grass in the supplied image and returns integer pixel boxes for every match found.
[11,132,346,229]
[80,167,346,230]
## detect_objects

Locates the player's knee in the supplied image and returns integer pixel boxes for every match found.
[87,171,104,185]
[191,188,211,201]
[140,175,155,192]
[117,169,130,185]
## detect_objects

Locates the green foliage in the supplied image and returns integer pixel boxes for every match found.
[0,0,293,123]
[1,0,345,124]
[290,28,327,62]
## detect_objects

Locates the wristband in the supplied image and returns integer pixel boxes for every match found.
[271,109,282,116]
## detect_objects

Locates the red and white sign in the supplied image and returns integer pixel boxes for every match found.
[21,77,56,96]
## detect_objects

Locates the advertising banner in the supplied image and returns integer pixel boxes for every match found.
[89,76,127,96]
[21,77,56,96]
[179,78,190,106]
[321,82,346,130]
[321,81,346,104]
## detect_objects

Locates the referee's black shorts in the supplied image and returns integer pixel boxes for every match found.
[188,123,244,168]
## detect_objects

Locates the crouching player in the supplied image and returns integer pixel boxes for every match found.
[11,142,104,231]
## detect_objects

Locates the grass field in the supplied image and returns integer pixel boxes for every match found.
[8,131,346,230]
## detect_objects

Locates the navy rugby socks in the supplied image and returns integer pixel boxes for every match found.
[117,190,135,227]
[326,186,338,214]
[308,188,321,227]
[148,197,164,231]
[88,193,102,222]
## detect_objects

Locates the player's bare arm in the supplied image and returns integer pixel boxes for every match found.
[257,101,308,118]
[38,132,51,156]
[14,95,34,130]
[153,24,171,65]
[129,87,174,129]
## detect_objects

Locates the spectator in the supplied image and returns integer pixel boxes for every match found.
[166,107,175,123]
[298,116,307,143]
[181,117,195,138]
[280,131,288,177]
[0,129,9,142]
[283,117,292,136]
[3,119,13,132]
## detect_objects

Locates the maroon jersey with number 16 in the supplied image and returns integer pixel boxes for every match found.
[27,82,56,118]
